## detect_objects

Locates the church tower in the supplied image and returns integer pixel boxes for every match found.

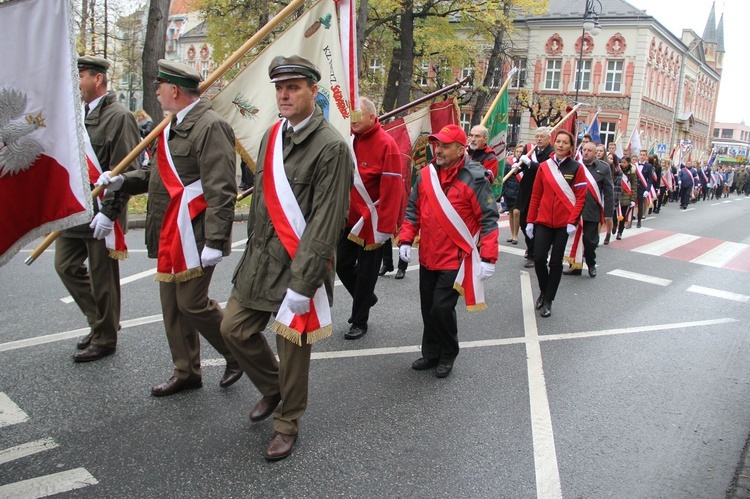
[702,2,722,74]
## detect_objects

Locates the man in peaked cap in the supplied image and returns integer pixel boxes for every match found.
[55,55,139,362]
[220,55,353,461]
[97,59,243,395]
[398,124,499,379]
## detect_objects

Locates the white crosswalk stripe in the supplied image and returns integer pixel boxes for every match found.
[0,468,98,498]
[632,233,701,256]
[0,392,28,428]
[690,241,748,267]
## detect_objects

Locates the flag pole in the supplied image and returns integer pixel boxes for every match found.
[480,67,517,127]
[379,75,472,122]
[25,0,307,265]
[501,103,581,184]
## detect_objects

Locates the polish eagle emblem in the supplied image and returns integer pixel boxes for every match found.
[0,87,45,178]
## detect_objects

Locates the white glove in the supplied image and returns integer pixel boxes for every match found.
[399,244,411,263]
[89,212,114,240]
[200,246,223,267]
[478,262,495,281]
[630,201,635,207]
[642,191,649,198]
[566,224,577,236]
[525,223,535,239]
[520,154,531,165]
[95,171,125,192]
[374,231,392,244]
[284,288,310,315]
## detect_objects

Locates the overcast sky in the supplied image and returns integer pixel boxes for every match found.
[626,0,747,124]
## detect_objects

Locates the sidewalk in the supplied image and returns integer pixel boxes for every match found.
[127,208,250,229]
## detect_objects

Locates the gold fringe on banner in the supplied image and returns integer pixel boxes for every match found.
[154,266,204,283]
[108,250,129,261]
[270,321,332,346]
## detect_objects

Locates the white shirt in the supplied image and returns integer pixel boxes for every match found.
[175,99,200,125]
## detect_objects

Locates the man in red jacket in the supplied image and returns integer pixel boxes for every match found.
[468,125,499,180]
[398,125,499,378]
[336,97,402,340]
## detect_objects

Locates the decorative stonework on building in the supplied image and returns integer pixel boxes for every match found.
[642,101,676,123]
[606,33,626,55]
[575,33,595,55]
[546,33,564,55]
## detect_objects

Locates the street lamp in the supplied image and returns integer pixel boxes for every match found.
[574,0,602,105]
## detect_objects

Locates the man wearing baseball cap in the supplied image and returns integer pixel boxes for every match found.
[398,124,499,378]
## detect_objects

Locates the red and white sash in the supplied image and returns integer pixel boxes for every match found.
[82,121,127,260]
[635,163,657,203]
[263,121,332,345]
[154,121,208,282]
[347,137,381,249]
[582,163,604,223]
[540,159,584,267]
[621,173,633,196]
[422,163,486,311]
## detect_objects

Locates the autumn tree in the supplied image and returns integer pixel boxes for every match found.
[142,0,169,121]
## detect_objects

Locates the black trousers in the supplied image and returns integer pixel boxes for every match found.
[380,239,407,271]
[520,209,534,259]
[419,267,460,363]
[679,186,692,208]
[582,220,600,267]
[637,194,647,222]
[336,230,381,329]
[655,187,667,210]
[533,224,569,304]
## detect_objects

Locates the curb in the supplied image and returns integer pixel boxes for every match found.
[728,429,750,498]
[127,210,250,230]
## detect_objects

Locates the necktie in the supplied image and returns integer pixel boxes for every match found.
[84,104,90,118]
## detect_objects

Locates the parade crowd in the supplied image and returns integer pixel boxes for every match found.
[63,51,746,462]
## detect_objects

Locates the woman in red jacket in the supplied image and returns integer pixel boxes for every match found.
[525,130,587,317]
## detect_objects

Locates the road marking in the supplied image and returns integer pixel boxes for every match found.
[60,238,251,303]
[631,233,701,256]
[722,200,732,204]
[0,468,98,497]
[690,241,748,267]
[520,271,562,499]
[615,226,654,240]
[682,207,696,212]
[607,269,672,286]
[0,392,29,428]
[687,285,750,303]
[0,438,58,465]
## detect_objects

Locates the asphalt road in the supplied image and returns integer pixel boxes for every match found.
[1,195,749,498]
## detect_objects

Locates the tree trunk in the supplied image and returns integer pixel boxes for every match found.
[471,3,511,126]
[142,0,169,122]
[395,3,415,109]
[79,0,88,54]
[356,0,368,79]
[382,46,401,112]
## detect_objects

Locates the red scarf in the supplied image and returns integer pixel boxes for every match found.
[154,121,207,282]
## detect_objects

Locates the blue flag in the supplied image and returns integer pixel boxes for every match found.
[588,116,601,144]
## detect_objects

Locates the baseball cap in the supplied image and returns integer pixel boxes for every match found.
[428,124,467,147]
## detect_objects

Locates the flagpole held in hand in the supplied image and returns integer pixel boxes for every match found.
[25,0,307,265]
[480,68,517,127]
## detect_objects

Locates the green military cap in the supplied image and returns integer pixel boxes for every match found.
[156,59,203,89]
[268,55,321,83]
[78,55,110,74]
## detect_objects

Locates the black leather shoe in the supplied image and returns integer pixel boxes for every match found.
[151,376,202,397]
[76,332,94,350]
[588,266,597,277]
[73,344,115,362]
[219,362,243,388]
[344,325,368,340]
[636,222,642,228]
[411,357,439,370]
[265,432,297,461]
[616,234,622,240]
[395,268,406,280]
[535,293,545,310]
[540,303,552,318]
[378,263,393,276]
[562,268,582,276]
[603,234,610,245]
[249,393,281,422]
[436,363,453,378]
[524,259,535,268]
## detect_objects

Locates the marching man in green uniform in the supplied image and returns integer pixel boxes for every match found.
[97,60,243,395]
[220,55,353,461]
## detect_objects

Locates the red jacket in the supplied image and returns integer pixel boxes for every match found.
[349,119,402,234]
[528,156,587,228]
[469,145,499,180]
[399,156,499,271]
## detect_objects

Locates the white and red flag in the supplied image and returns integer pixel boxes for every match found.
[0,0,92,267]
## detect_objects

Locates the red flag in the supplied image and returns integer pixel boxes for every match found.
[551,105,577,145]
[383,117,413,227]
[429,98,459,132]
[0,0,92,266]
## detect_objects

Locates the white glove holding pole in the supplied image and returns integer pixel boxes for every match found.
[566,223,577,236]
[399,244,411,263]
[200,246,223,267]
[374,231,392,244]
[284,288,310,315]
[642,191,649,198]
[525,223,535,240]
[95,171,125,192]
[478,262,495,281]
[520,155,531,166]
[89,212,114,240]
[630,201,636,207]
